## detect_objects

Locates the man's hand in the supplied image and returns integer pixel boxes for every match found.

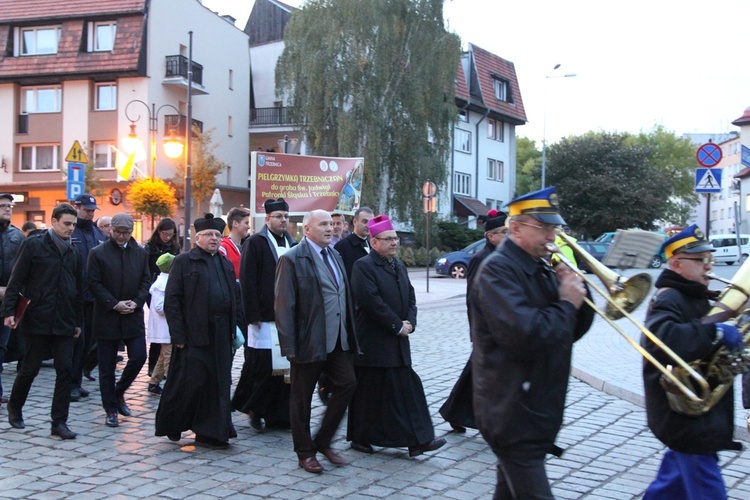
[175,344,185,349]
[74,327,81,339]
[556,265,586,309]
[0,286,6,300]
[399,320,414,336]
[4,316,15,328]
[114,301,135,314]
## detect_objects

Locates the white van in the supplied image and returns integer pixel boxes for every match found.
[709,234,750,265]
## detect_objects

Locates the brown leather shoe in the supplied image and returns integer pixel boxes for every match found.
[319,448,347,465]
[298,456,324,473]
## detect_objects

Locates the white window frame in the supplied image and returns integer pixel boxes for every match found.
[93,142,116,169]
[95,83,117,110]
[487,158,504,182]
[87,21,116,52]
[15,26,61,56]
[22,86,62,113]
[19,144,61,171]
[455,128,471,153]
[488,119,504,142]
[457,110,468,122]
[493,78,509,101]
[454,172,471,195]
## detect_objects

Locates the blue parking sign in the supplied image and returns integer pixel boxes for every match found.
[67,162,85,200]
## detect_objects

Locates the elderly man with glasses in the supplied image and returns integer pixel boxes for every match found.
[87,213,151,428]
[641,224,744,499]
[0,194,23,405]
[469,186,594,499]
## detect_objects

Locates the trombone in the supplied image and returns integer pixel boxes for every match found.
[549,232,710,405]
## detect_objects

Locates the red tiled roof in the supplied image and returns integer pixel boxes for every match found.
[468,43,526,124]
[0,15,145,82]
[732,106,750,126]
[0,0,145,22]
[454,59,470,102]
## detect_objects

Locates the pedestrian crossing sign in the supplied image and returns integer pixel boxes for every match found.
[695,168,721,193]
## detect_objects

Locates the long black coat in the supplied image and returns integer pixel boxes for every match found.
[87,238,151,340]
[275,238,360,363]
[334,232,369,280]
[470,237,594,459]
[350,252,417,367]
[239,225,296,324]
[165,247,244,347]
[643,269,736,454]
[2,231,83,336]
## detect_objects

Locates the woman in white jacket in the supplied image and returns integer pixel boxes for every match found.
[147,253,175,395]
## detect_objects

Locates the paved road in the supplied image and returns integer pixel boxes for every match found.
[0,268,749,499]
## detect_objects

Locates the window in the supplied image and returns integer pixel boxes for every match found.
[228,115,233,137]
[455,129,471,153]
[488,119,504,141]
[486,199,495,209]
[19,144,60,171]
[229,69,234,90]
[22,86,62,113]
[457,110,468,122]
[95,83,117,110]
[454,172,471,195]
[16,26,61,55]
[493,78,512,103]
[93,142,115,169]
[487,159,504,181]
[88,22,116,51]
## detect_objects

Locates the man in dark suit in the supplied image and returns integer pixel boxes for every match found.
[275,209,359,474]
[334,207,373,278]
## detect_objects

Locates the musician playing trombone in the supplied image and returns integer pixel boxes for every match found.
[642,224,744,499]
[470,186,594,499]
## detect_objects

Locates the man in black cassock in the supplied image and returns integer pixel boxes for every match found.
[155,214,243,449]
[346,214,445,457]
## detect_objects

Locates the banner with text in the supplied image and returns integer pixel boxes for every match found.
[251,152,365,216]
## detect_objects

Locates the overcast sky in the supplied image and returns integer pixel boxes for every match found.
[203,0,750,146]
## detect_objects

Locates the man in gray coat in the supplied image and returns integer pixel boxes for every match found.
[275,209,359,474]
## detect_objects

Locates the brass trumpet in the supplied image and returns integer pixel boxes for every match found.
[548,232,710,405]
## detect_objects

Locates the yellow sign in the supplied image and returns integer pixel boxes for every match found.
[65,140,89,164]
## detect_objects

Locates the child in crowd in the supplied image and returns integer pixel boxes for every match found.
[147,253,174,395]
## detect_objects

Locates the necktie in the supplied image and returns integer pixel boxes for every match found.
[321,248,338,288]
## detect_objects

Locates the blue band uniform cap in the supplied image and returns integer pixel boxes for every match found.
[661,224,715,259]
[506,186,566,225]
[74,193,99,210]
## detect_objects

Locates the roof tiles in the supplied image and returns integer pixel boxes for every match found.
[466,43,526,124]
[0,0,145,22]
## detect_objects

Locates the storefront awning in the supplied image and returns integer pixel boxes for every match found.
[453,195,490,218]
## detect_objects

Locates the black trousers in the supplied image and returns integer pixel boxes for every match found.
[290,344,356,459]
[493,450,554,500]
[9,332,74,427]
[70,301,95,388]
[98,337,146,414]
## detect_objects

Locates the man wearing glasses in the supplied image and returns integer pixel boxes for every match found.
[87,213,150,428]
[469,186,594,499]
[642,224,743,498]
[233,198,297,432]
[0,194,23,405]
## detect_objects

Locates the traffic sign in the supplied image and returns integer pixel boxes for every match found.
[67,162,85,200]
[65,140,89,164]
[696,142,722,168]
[695,168,721,193]
[742,145,750,167]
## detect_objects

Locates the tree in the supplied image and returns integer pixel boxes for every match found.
[173,126,227,215]
[547,132,671,238]
[276,0,461,223]
[625,125,698,226]
[514,136,542,198]
[128,177,177,224]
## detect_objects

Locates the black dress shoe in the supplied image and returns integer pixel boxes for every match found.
[147,383,163,395]
[8,405,25,429]
[350,441,375,454]
[249,412,265,432]
[167,433,181,442]
[195,435,229,450]
[83,370,96,381]
[117,396,132,417]
[69,388,81,402]
[298,456,324,473]
[77,387,90,398]
[51,423,77,440]
[105,413,119,427]
[408,437,447,457]
[449,422,467,433]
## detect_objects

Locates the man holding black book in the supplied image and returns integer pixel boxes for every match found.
[2,203,83,440]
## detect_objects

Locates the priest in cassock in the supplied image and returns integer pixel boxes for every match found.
[346,215,446,457]
[155,213,243,449]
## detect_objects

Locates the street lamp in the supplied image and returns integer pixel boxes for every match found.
[123,100,184,179]
[183,30,194,250]
[541,64,576,189]
[277,134,299,154]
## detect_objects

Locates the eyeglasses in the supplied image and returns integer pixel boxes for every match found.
[112,229,132,236]
[160,231,175,237]
[374,236,399,243]
[516,220,560,233]
[0,204,13,210]
[269,214,289,220]
[198,231,221,239]
[677,257,715,265]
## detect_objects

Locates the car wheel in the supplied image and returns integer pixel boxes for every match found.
[727,261,735,266]
[449,263,467,279]
[649,255,663,269]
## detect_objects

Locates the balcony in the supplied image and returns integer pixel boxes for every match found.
[249,107,297,127]
[163,55,208,95]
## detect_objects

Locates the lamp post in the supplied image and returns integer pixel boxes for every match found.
[183,30,194,250]
[277,134,299,154]
[422,180,437,293]
[541,64,576,189]
[123,101,184,179]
